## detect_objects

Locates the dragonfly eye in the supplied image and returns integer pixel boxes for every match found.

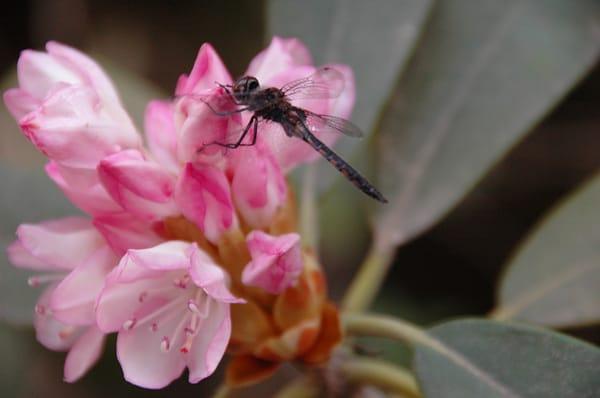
[247,78,259,91]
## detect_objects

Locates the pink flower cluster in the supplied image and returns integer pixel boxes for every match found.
[4,38,354,388]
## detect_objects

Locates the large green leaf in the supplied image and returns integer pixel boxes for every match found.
[414,319,600,398]
[268,0,434,191]
[492,173,600,327]
[374,0,600,248]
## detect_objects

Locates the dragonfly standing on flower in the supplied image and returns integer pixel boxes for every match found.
[188,67,388,203]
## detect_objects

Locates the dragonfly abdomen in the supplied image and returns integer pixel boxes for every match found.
[298,127,388,203]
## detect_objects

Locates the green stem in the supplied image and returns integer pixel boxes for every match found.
[342,242,396,312]
[343,313,432,348]
[341,358,421,397]
[300,165,318,250]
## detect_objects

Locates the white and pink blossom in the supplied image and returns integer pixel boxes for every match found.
[4,36,352,388]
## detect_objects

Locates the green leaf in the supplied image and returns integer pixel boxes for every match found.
[492,173,600,327]
[268,0,434,191]
[414,319,600,398]
[374,0,600,247]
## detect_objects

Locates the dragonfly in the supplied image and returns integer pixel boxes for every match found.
[187,66,387,203]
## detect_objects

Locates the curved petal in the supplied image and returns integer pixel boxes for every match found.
[245,37,312,84]
[144,100,179,172]
[189,245,243,304]
[242,231,302,294]
[34,285,83,351]
[3,88,40,120]
[93,213,162,256]
[98,149,178,221]
[63,326,106,382]
[16,217,105,271]
[6,240,48,270]
[96,241,193,332]
[19,85,140,168]
[187,302,230,383]
[46,162,122,216]
[174,89,241,164]
[231,144,287,229]
[50,246,116,325]
[116,305,188,389]
[46,41,120,104]
[17,49,81,100]
[326,64,355,120]
[175,163,237,243]
[97,268,186,333]
[175,43,232,96]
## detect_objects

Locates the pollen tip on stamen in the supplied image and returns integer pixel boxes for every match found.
[58,326,75,340]
[34,304,46,315]
[161,336,171,352]
[173,278,188,289]
[123,319,136,330]
[184,326,195,336]
[187,299,200,314]
[150,322,158,332]
[27,277,39,287]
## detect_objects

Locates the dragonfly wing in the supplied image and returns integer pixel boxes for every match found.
[281,67,346,100]
[304,111,363,138]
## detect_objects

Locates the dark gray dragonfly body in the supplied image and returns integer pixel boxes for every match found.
[202,67,387,203]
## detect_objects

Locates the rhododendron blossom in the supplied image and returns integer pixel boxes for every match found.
[4,37,352,388]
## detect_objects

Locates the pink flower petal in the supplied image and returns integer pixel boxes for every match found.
[96,269,183,333]
[174,89,241,164]
[17,49,81,100]
[145,100,179,172]
[189,245,243,304]
[50,246,116,325]
[242,231,302,294]
[175,43,232,96]
[175,163,237,243]
[246,37,312,84]
[231,144,287,229]
[63,326,106,383]
[326,64,355,120]
[96,241,193,332]
[3,88,40,120]
[34,285,83,351]
[93,213,162,256]
[6,240,48,270]
[46,41,120,104]
[16,217,105,271]
[98,149,178,221]
[187,302,230,383]
[19,85,140,168]
[46,162,122,216]
[116,301,188,389]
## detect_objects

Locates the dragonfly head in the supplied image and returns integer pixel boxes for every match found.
[232,76,260,103]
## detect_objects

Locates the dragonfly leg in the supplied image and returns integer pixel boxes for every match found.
[207,115,257,149]
[236,116,259,147]
[203,100,249,117]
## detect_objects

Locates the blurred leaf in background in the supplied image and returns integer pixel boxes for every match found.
[374,0,600,249]
[492,172,600,328]
[414,319,600,398]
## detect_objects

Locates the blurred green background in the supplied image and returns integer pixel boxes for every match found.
[0,1,598,397]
